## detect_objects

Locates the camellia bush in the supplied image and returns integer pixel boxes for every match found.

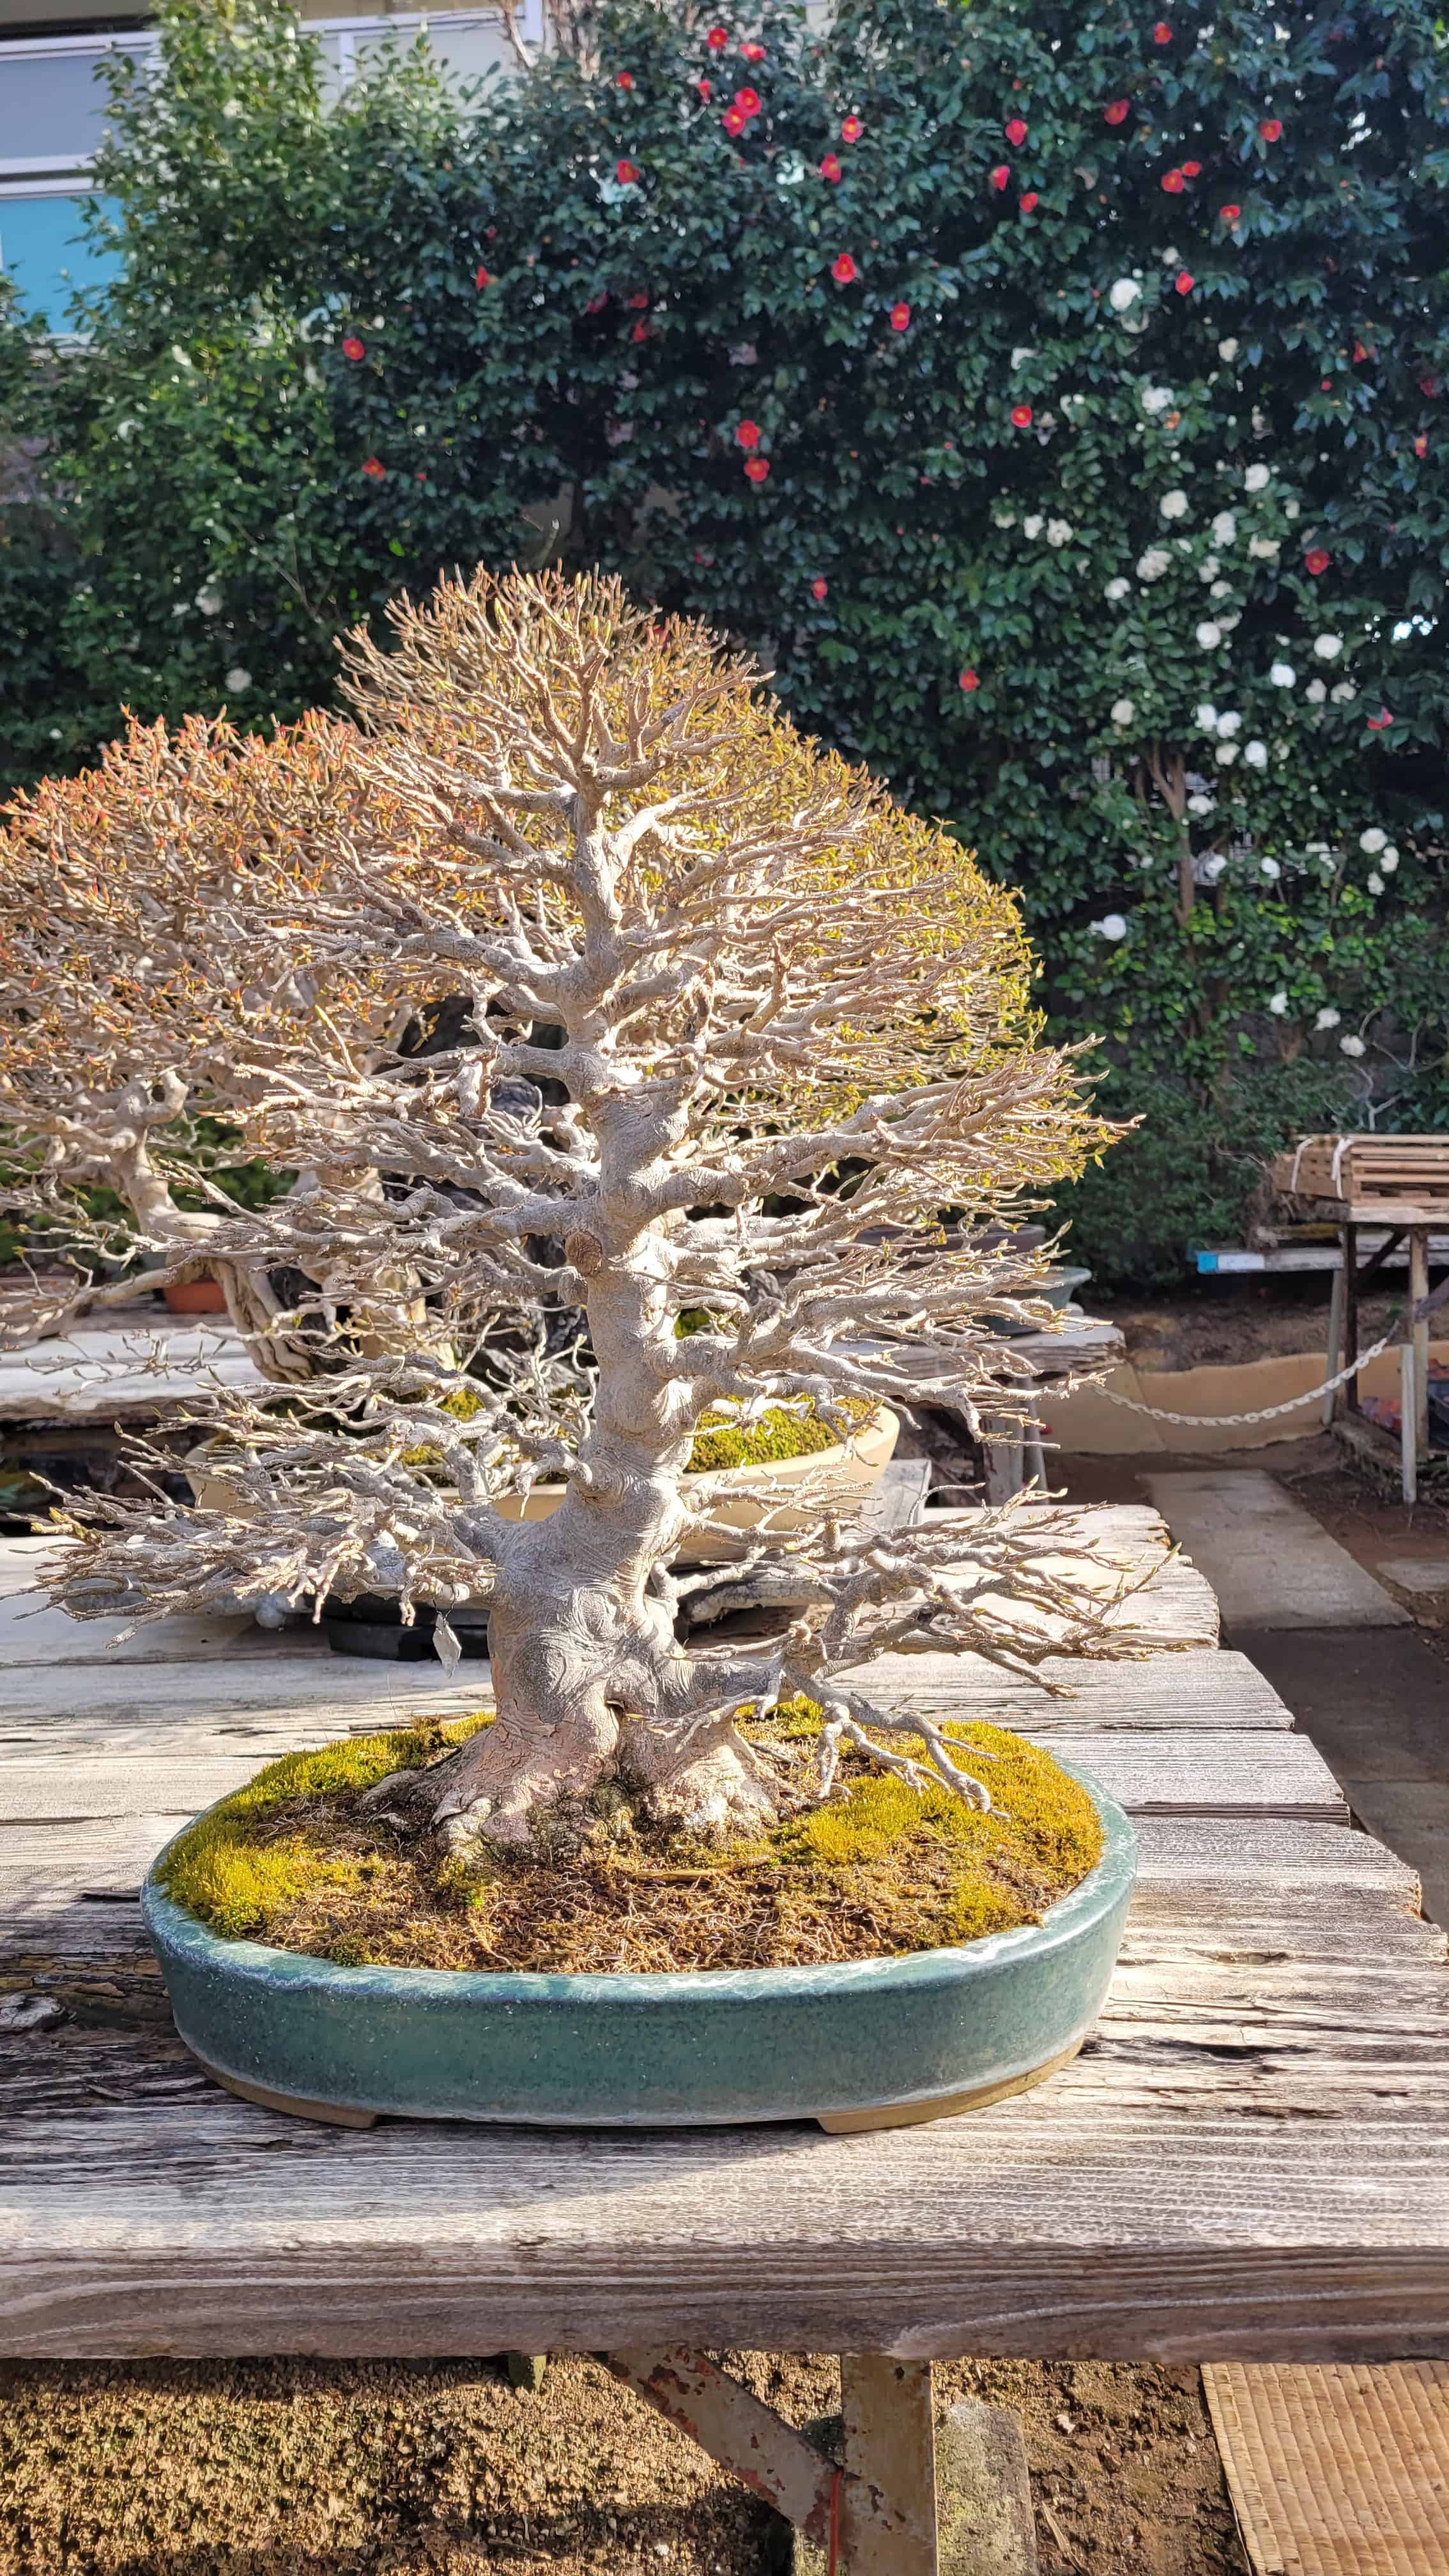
[3,0,1446,1280]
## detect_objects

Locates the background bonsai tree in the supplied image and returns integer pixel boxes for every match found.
[17,571,1128,1848]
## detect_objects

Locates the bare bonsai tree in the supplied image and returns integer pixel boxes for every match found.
[8,571,1130,1848]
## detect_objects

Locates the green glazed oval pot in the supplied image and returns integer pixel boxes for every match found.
[141,1765,1135,2130]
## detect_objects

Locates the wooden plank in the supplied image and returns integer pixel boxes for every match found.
[0,1657,492,1735]
[4,1993,1449,2361]
[0,1729,1343,1834]
[0,1651,1287,1768]
[0,1321,268,1422]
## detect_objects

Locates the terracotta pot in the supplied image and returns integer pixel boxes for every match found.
[164,1277,227,1315]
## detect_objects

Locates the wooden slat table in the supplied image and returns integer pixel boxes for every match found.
[3,1503,1447,2570]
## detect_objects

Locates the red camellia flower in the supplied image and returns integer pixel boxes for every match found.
[616,70,634,88]
[820,151,841,180]
[1162,168,1185,192]
[1181,158,1202,176]
[740,38,766,59]
[722,105,747,134]
[474,266,493,290]
[831,252,858,283]
[1220,203,1241,222]
[1019,190,1039,211]
[1421,375,1441,397]
[1305,548,1330,574]
[735,418,762,448]
[744,456,770,482]
[696,77,712,97]
[362,457,386,480]
[1414,433,1429,457]
[1011,402,1033,427]
[627,292,649,307]
[1104,97,1130,124]
[706,24,728,45]
[841,114,864,142]
[959,668,980,692]
[1353,341,1368,362]
[617,158,640,182]
[889,300,911,331]
[585,292,607,313]
[811,576,828,600]
[1366,708,1392,731]
[341,335,365,361]
[631,321,652,342]
[1259,117,1282,141]
[735,86,762,114]
[1004,116,1027,145]
[990,162,1011,190]
[1153,19,1172,40]
[1175,268,1194,294]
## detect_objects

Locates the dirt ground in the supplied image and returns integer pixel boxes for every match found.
[0,2352,1246,2576]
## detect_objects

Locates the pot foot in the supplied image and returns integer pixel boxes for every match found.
[192,2051,378,2128]
[815,2035,1084,2133]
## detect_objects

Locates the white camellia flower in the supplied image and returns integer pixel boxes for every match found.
[1200,852,1228,883]
[1284,500,1300,520]
[1359,827,1386,852]
[1216,710,1242,736]
[1314,633,1344,661]
[1111,698,1136,726]
[1218,337,1240,362]
[1187,792,1216,816]
[1258,850,1279,873]
[195,587,222,617]
[1092,914,1128,940]
[1160,489,1189,520]
[1245,741,1269,770]
[1211,510,1238,544]
[1105,577,1130,601]
[1305,678,1327,704]
[226,667,252,693]
[1142,385,1174,415]
[1137,547,1171,581]
[1315,1007,1342,1031]
[1340,1034,1366,1057]
[1367,871,1384,894]
[1244,463,1271,492]
[1219,611,1242,631]
[1248,536,1280,558]
[1046,518,1073,547]
[221,98,243,118]
[1195,702,1218,729]
[1215,741,1239,765]
[1330,680,1355,702]
[1011,346,1036,370]
[1268,991,1289,1015]
[1109,278,1140,312]
[1210,581,1232,600]
[1023,514,1045,539]
[1198,556,1221,583]
[993,507,1016,528]
[1269,661,1296,687]
[1380,850,1400,873]
[1197,620,1223,648]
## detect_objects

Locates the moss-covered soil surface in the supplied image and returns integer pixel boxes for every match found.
[0,2351,1248,2575]
[158,1708,1103,1974]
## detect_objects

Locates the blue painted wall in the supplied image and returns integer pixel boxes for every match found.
[0,192,121,327]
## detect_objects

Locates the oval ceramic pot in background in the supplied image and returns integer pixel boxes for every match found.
[141,1767,1135,2133]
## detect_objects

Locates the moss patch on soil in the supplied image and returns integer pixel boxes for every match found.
[686,1396,880,1472]
[158,1706,1102,1974]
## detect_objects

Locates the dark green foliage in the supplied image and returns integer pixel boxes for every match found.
[1,0,1445,1280]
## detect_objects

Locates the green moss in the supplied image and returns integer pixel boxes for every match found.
[686,1397,880,1473]
[158,1715,494,1942]
[158,1706,1101,1973]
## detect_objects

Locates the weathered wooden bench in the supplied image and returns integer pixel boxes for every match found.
[4,1506,1448,2572]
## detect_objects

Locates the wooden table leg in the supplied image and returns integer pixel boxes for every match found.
[1323,1261,1345,1427]
[838,2355,939,2575]
[1342,1223,1361,1416]
[1410,1226,1430,1466]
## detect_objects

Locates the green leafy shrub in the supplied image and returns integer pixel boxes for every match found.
[3,0,1445,1280]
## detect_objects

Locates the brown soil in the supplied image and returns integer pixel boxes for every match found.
[0,2352,1248,2576]
[165,1720,1102,1975]
[1094,1284,1406,1374]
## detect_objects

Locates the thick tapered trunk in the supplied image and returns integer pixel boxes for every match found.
[423,1490,781,1851]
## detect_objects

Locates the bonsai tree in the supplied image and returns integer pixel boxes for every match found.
[14,571,1124,1848]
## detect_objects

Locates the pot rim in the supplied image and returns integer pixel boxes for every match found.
[141,1757,1135,2007]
